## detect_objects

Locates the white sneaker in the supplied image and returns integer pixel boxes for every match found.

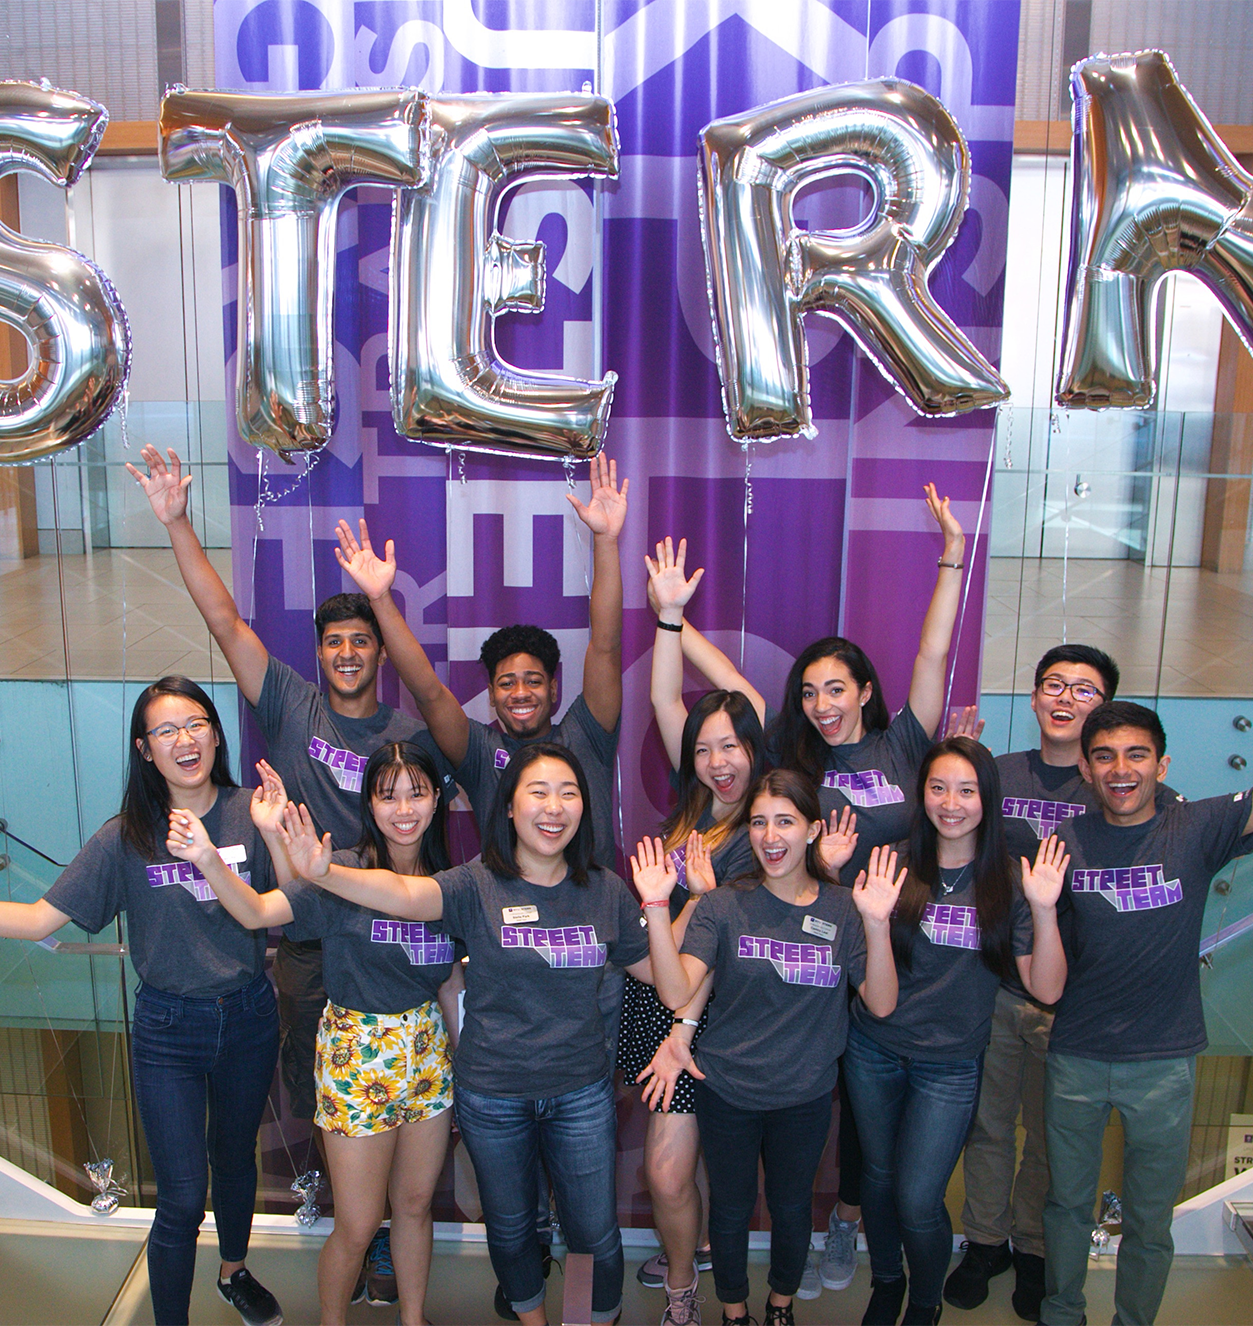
[661,1267,703,1325]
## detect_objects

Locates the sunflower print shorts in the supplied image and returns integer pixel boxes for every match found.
[313,1000,453,1136]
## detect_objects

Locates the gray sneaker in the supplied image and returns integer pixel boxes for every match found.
[819,1214,859,1290]
[661,1266,703,1325]
[796,1249,822,1300]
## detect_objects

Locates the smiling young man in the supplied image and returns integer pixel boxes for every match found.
[1037,701,1253,1326]
[129,445,453,1304]
[948,645,1119,1320]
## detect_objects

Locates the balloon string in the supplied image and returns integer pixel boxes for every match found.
[943,423,995,723]
[1054,412,1069,643]
[740,444,752,671]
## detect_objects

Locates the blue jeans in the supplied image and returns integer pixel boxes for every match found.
[842,1024,982,1310]
[131,972,279,1326]
[694,1080,832,1305]
[454,1076,623,1323]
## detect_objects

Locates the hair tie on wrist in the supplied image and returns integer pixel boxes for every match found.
[673,1016,700,1028]
[937,559,964,570]
[642,899,670,909]
[656,618,684,632]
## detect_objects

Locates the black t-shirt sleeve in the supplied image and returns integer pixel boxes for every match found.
[1197,790,1253,874]
[435,864,476,942]
[680,893,720,969]
[610,876,650,967]
[43,824,125,935]
[892,703,934,760]
[280,879,344,941]
[843,900,868,991]
[570,692,619,757]
[250,654,306,745]
[1010,887,1034,957]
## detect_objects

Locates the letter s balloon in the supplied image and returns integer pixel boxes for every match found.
[700,80,1008,440]
[0,81,131,464]
[1056,50,1253,408]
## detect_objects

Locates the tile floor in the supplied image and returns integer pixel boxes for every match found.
[2,549,1251,696]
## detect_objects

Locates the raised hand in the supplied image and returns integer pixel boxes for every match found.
[568,452,629,539]
[125,445,191,526]
[249,760,289,836]
[685,830,716,896]
[924,480,965,553]
[278,803,332,882]
[1021,834,1070,909]
[167,808,215,869]
[637,1031,705,1113]
[817,805,859,875]
[944,705,986,742]
[852,845,907,925]
[644,535,704,617]
[334,517,396,600]
[631,836,680,905]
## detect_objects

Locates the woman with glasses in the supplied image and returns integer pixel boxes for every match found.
[169,743,462,1326]
[0,678,282,1326]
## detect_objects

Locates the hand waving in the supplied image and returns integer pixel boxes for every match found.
[278,803,333,883]
[568,453,629,539]
[631,836,680,905]
[944,705,986,742]
[1021,835,1070,910]
[817,805,859,875]
[924,481,965,554]
[644,536,704,617]
[249,760,289,836]
[125,445,191,526]
[684,831,716,896]
[334,517,395,601]
[852,846,907,925]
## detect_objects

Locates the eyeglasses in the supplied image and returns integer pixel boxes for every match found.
[1038,676,1104,704]
[147,717,213,745]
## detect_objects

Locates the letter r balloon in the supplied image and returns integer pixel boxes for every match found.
[0,81,131,464]
[700,80,1008,440]
[389,93,619,461]
[159,88,426,459]
[1056,50,1253,408]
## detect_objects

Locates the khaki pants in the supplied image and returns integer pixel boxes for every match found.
[959,985,1053,1255]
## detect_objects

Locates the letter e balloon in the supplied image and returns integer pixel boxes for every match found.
[0,81,131,464]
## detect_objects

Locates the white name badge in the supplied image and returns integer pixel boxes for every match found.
[503,905,539,924]
[802,915,837,941]
[217,844,247,867]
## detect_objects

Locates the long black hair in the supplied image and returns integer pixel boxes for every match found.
[482,743,594,885]
[355,742,451,873]
[768,637,891,783]
[891,736,1014,978]
[120,677,237,858]
[731,769,837,890]
[661,690,767,853]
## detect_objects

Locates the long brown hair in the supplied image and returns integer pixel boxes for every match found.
[731,769,837,891]
[891,737,1014,978]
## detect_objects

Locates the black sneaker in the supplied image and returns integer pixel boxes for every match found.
[1011,1249,1045,1322]
[217,1268,283,1326]
[943,1240,1012,1310]
[862,1274,908,1326]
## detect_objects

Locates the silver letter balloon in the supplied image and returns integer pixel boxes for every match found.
[390,93,619,461]
[160,88,426,460]
[0,81,131,464]
[700,80,1007,441]
[1057,50,1253,408]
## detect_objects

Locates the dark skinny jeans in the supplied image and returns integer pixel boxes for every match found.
[131,972,279,1325]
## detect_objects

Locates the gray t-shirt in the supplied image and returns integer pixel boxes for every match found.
[252,656,455,849]
[1052,791,1253,1062]
[454,695,619,869]
[281,850,455,1014]
[44,787,275,998]
[681,883,868,1110]
[851,866,1034,1062]
[436,860,648,1098]
[816,704,933,884]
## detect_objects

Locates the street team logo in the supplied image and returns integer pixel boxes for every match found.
[501,924,607,967]
[1001,796,1085,838]
[1071,865,1182,911]
[738,936,841,986]
[309,736,367,793]
[823,769,904,807]
[922,902,980,949]
[147,862,250,904]
[371,919,454,965]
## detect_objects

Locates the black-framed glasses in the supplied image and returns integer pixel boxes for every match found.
[1038,676,1104,704]
[147,717,213,745]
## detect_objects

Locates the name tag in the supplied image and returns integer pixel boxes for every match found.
[217,844,247,867]
[503,905,539,924]
[802,915,836,940]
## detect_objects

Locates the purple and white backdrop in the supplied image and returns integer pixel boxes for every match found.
[215,0,1019,1226]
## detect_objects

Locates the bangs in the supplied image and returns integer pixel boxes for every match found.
[371,759,434,801]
